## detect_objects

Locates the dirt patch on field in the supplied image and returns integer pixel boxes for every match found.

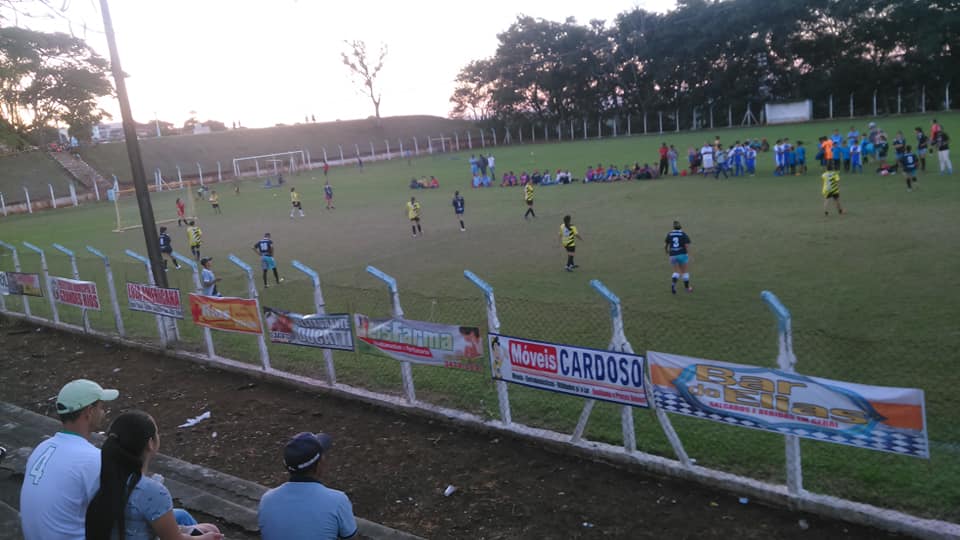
[0,318,901,539]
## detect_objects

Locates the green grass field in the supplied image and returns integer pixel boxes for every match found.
[1,112,958,521]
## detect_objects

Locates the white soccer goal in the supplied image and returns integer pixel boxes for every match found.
[232,150,307,178]
[764,100,813,125]
[111,183,197,233]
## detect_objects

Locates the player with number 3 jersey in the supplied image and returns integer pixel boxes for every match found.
[665,221,692,294]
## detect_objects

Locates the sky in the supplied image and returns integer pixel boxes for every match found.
[14,0,676,128]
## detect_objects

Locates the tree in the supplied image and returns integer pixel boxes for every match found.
[341,40,387,123]
[0,27,112,142]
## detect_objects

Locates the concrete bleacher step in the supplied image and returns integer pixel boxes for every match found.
[48,151,107,192]
[0,402,423,540]
[0,500,22,539]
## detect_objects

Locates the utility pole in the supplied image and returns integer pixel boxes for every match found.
[99,0,168,288]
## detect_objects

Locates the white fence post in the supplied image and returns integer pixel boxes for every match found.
[69,183,78,207]
[87,246,125,337]
[1,192,6,216]
[454,132,460,151]
[384,140,391,159]
[217,161,223,182]
[659,111,664,134]
[292,259,337,385]
[338,144,344,161]
[582,119,587,140]
[52,243,90,333]
[366,265,416,403]
[464,270,510,424]
[849,93,854,119]
[23,187,32,214]
[369,141,375,158]
[93,181,101,201]
[126,249,170,346]
[872,89,878,116]
[946,82,952,111]
[829,94,834,119]
[173,251,215,358]
[48,184,57,209]
[197,163,204,185]
[413,138,419,155]
[491,128,497,146]
[627,115,632,136]
[354,144,361,158]
[0,241,30,317]
[921,85,926,113]
[22,242,57,323]
[762,290,804,497]
[228,254,271,370]
[322,147,328,163]
[467,131,473,149]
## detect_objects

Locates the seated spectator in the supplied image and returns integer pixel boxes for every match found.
[500,173,510,187]
[584,167,594,183]
[409,177,419,189]
[637,163,656,180]
[519,172,529,185]
[21,379,120,540]
[606,164,620,181]
[85,410,222,540]
[429,176,439,189]
[532,170,543,184]
[259,432,358,540]
[541,171,554,185]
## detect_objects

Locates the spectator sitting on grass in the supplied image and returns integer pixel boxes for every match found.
[429,176,439,189]
[409,177,420,189]
[258,432,358,540]
[519,171,529,185]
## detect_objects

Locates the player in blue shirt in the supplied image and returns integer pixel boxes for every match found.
[158,226,181,270]
[796,141,807,174]
[850,140,863,174]
[732,142,744,177]
[253,233,283,288]
[900,145,919,191]
[746,146,757,175]
[664,220,693,294]
[714,146,729,179]
[452,191,466,232]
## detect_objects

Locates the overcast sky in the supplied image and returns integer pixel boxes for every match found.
[16,0,676,128]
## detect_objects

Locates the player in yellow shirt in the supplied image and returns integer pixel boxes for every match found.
[523,182,536,219]
[208,190,221,214]
[407,196,422,237]
[186,220,202,261]
[821,163,844,216]
[289,187,305,219]
[558,214,583,272]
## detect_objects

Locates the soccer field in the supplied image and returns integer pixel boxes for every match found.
[1,113,958,520]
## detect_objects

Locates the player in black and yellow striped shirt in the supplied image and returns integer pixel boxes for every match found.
[407,197,423,237]
[523,183,536,219]
[186,220,202,261]
[821,163,844,216]
[558,215,583,272]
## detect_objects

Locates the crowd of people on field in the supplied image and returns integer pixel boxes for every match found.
[409,175,440,189]
[19,378,357,540]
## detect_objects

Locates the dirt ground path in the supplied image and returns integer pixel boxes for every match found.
[0,319,900,539]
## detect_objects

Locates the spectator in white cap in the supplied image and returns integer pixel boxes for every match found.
[20,379,119,540]
[258,432,358,540]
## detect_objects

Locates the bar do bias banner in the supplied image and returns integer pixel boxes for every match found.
[648,351,928,458]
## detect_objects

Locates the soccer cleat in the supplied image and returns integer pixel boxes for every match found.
[264,283,269,289]
[671,283,677,295]
[279,277,285,283]
[460,228,465,232]
[565,266,574,272]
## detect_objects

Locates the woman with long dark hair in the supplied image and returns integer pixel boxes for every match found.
[85,410,222,540]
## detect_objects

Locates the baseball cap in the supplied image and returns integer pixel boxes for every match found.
[200,257,213,265]
[284,432,333,473]
[56,379,119,414]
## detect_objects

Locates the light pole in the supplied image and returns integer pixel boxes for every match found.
[99,0,168,288]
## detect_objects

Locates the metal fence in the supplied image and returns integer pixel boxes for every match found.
[0,241,956,538]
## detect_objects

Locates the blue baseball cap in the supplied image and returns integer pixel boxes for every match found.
[284,432,333,473]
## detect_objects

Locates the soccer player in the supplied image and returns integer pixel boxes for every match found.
[746,144,757,176]
[933,129,952,175]
[452,190,465,231]
[407,196,422,237]
[523,182,536,219]
[796,141,807,174]
[186,220,202,261]
[901,145,919,191]
[324,181,335,210]
[158,226,181,270]
[821,163,844,216]
[714,145,728,179]
[559,214,583,272]
[209,190,221,214]
[289,187,305,219]
[850,139,863,174]
[253,232,283,288]
[664,220,692,294]
[200,257,221,296]
[915,127,929,172]
[176,197,186,226]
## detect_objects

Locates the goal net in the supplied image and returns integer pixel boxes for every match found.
[232,150,307,178]
[111,184,197,233]
[764,100,813,125]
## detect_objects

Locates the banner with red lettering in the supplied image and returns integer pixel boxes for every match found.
[189,294,263,335]
[487,333,649,408]
[126,282,183,319]
[50,277,100,310]
[647,351,928,458]
[354,314,483,371]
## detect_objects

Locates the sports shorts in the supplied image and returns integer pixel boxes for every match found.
[261,256,276,270]
[670,254,689,265]
[564,245,575,253]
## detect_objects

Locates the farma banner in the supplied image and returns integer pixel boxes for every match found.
[189,294,263,335]
[488,333,649,408]
[353,314,483,371]
[647,351,928,458]
[264,307,354,351]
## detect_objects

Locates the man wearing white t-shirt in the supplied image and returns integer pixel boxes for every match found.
[699,143,715,174]
[20,379,119,540]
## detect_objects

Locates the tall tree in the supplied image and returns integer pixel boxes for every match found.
[341,40,387,123]
[0,27,112,141]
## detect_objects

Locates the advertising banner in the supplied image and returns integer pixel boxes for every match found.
[264,307,354,351]
[0,272,43,297]
[647,351,928,458]
[188,294,262,335]
[126,282,184,319]
[51,277,100,310]
[354,314,483,371]
[488,333,649,408]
